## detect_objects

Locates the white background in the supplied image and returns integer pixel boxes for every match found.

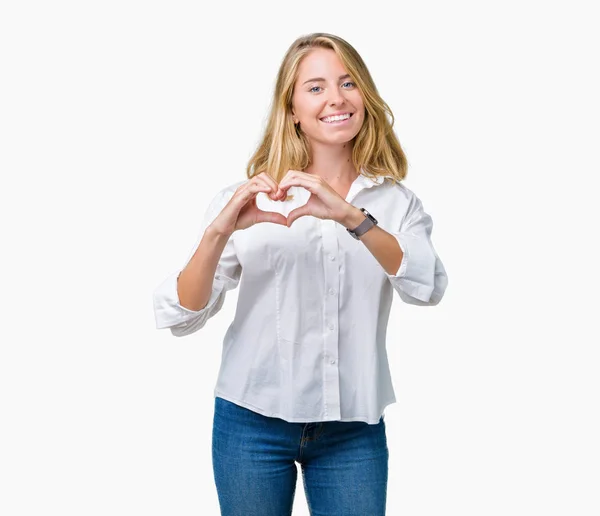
[1,1,598,515]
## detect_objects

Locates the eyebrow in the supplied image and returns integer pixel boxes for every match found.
[302,74,352,86]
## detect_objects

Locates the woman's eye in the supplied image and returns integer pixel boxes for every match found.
[310,82,355,93]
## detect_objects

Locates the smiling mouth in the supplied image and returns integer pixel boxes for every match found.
[319,113,354,124]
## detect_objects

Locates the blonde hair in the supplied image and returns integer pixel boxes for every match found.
[245,32,408,184]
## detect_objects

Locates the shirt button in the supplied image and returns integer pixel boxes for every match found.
[328,323,334,330]
[330,359,336,364]
[329,255,335,261]
[328,288,336,296]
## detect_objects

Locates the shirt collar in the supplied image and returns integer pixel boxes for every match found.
[355,171,387,188]
[344,170,388,203]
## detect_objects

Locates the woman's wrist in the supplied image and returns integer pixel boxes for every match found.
[339,205,366,229]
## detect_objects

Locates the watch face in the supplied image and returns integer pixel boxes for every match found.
[362,209,377,225]
[365,210,377,224]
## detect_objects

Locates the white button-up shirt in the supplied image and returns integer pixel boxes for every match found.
[153,173,448,424]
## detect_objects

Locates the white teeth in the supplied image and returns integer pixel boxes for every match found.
[321,113,351,123]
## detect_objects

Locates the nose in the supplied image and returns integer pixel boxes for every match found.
[328,87,346,106]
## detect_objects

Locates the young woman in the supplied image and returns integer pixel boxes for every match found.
[153,32,448,516]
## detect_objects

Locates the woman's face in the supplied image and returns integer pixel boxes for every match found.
[291,48,365,146]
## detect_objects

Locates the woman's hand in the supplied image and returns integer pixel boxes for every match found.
[209,173,288,236]
[278,170,353,227]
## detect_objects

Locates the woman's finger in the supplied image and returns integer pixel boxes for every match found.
[280,174,321,195]
[232,182,272,208]
[256,172,284,200]
[254,210,288,226]
[253,175,279,201]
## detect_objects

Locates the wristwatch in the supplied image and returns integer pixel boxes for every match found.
[346,208,378,240]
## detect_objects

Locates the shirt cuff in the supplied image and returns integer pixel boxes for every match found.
[384,232,437,303]
[153,270,226,331]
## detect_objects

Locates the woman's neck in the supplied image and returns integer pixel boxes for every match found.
[304,141,359,184]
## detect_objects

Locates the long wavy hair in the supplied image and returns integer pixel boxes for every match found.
[245,32,408,184]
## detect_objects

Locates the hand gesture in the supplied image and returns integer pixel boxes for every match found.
[210,173,288,236]
[278,170,352,227]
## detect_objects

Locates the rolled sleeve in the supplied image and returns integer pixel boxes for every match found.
[385,194,448,305]
[152,188,242,336]
[153,270,229,335]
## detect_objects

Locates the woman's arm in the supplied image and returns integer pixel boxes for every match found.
[153,189,242,336]
[341,195,448,306]
[177,226,233,311]
[341,207,403,276]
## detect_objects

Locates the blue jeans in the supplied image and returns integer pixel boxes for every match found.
[211,396,389,515]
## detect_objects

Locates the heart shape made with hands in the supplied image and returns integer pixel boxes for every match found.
[255,185,312,219]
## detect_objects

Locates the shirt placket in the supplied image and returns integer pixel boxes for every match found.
[320,218,341,420]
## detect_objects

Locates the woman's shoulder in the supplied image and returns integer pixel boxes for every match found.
[379,176,419,203]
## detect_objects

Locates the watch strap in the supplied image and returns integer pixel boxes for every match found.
[347,208,378,239]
